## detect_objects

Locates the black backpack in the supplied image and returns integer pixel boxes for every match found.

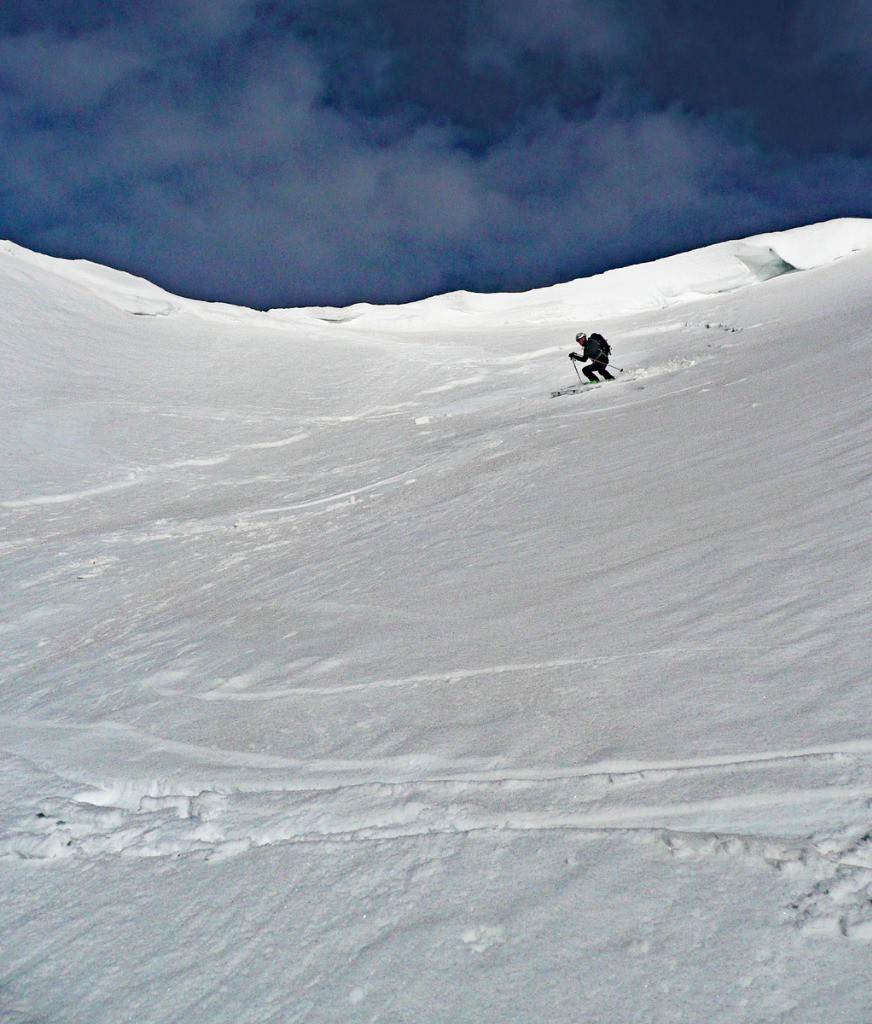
[589,333,611,358]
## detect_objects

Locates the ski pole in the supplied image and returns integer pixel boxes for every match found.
[572,360,583,384]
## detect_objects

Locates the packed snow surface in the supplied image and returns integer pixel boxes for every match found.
[1,219,871,1022]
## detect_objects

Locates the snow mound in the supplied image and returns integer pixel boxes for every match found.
[746,218,872,269]
[0,240,183,317]
[0,240,278,325]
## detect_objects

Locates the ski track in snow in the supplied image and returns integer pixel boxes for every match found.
[2,727,870,940]
[0,472,146,508]
[243,469,416,520]
[0,435,310,510]
[152,648,757,700]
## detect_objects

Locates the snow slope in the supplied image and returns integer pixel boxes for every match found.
[1,220,871,1023]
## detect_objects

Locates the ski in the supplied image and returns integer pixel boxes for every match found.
[551,381,609,398]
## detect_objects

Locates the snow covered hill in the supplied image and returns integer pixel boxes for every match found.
[1,220,871,1023]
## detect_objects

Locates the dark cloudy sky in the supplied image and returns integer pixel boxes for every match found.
[1,1,870,308]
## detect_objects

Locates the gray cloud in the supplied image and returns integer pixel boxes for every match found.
[796,0,872,71]
[0,30,150,113]
[466,0,636,71]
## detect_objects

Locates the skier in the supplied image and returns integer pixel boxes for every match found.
[569,332,614,382]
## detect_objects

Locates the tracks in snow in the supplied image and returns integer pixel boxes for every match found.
[2,731,870,940]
